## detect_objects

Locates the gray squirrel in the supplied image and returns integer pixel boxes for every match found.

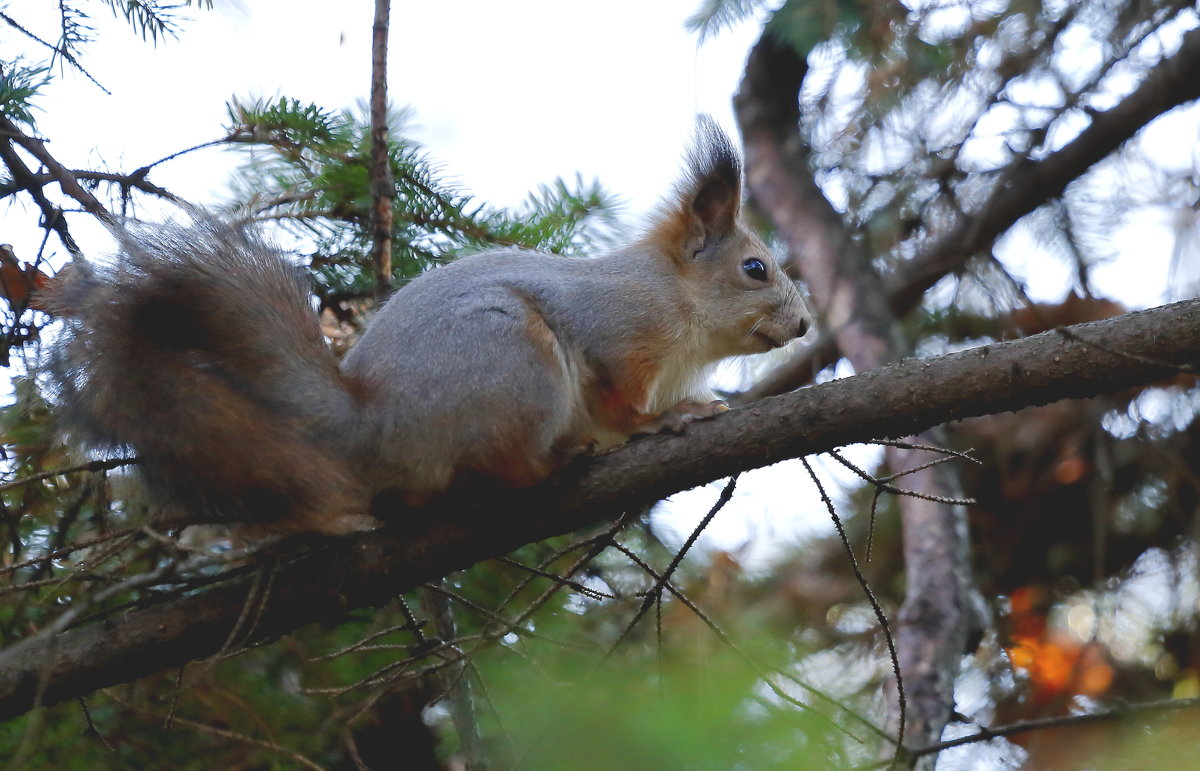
[47,117,810,534]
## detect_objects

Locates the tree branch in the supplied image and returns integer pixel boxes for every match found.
[740,22,1200,401]
[368,0,394,297]
[0,114,113,225]
[2,297,1200,721]
[0,137,82,255]
[0,168,183,206]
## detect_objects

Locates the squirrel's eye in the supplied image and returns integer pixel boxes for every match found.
[742,257,768,282]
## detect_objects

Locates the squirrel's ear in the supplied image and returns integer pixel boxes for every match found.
[687,116,742,244]
[647,115,744,261]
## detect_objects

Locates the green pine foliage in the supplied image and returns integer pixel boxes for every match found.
[225,96,618,300]
[0,60,50,127]
[97,0,215,45]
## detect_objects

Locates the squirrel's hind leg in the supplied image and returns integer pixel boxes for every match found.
[454,296,584,490]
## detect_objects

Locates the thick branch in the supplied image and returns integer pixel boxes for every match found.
[2,297,1200,720]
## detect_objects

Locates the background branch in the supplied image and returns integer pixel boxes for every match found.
[736,29,972,755]
[740,22,1200,401]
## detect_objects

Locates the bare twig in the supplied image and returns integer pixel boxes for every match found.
[107,693,325,770]
[77,697,116,755]
[308,617,426,662]
[827,449,976,507]
[496,556,615,600]
[0,457,138,494]
[0,12,109,94]
[802,458,906,767]
[604,476,739,658]
[0,527,140,577]
[838,695,1200,770]
[609,539,890,747]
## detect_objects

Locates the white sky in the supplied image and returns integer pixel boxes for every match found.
[2,0,768,254]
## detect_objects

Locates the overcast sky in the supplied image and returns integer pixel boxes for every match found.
[2,0,766,256]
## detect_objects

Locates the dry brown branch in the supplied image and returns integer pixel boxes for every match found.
[0,114,112,224]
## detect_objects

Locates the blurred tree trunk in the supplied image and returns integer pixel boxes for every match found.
[735,32,971,760]
[734,16,1200,763]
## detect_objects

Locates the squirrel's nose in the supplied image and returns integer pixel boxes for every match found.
[797,317,810,339]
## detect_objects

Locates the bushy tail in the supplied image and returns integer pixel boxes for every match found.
[47,222,371,534]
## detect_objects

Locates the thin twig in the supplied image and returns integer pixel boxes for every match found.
[308,618,426,662]
[802,457,907,767]
[609,539,889,746]
[826,450,974,506]
[603,476,739,659]
[907,695,1200,761]
[0,457,138,494]
[77,697,116,754]
[106,692,325,770]
[496,555,615,600]
[0,12,110,93]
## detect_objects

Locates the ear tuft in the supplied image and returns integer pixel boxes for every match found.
[644,115,744,260]
[686,115,742,203]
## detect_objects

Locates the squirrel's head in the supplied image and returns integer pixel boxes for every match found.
[644,116,811,359]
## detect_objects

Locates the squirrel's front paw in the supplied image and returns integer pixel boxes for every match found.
[645,399,730,435]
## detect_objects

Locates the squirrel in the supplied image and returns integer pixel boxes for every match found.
[46,117,811,535]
